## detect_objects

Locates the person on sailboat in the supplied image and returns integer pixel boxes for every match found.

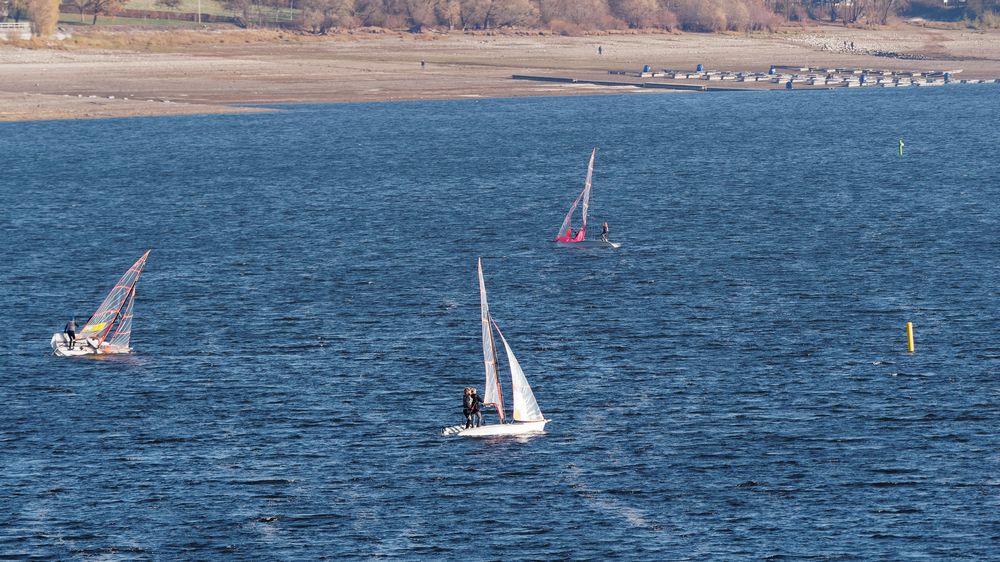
[470,388,484,427]
[463,387,475,429]
[601,222,609,242]
[64,318,77,349]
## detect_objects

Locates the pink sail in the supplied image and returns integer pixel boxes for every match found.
[78,250,150,347]
[554,148,596,243]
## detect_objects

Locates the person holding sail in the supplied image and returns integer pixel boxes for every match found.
[470,388,484,427]
[64,318,77,349]
[601,221,609,242]
[463,387,475,429]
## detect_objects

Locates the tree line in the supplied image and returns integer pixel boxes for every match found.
[221,0,1000,34]
[2,0,999,35]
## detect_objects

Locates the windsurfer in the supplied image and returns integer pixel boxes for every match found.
[601,222,609,242]
[463,387,475,429]
[64,318,77,349]
[470,388,484,427]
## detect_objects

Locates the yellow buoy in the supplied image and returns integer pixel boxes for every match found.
[906,322,914,353]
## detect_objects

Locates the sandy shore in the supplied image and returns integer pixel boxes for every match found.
[1,24,999,122]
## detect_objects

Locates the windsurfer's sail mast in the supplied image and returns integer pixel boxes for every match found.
[78,250,150,347]
[479,258,505,422]
[555,148,596,241]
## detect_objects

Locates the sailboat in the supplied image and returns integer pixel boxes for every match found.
[443,258,548,437]
[51,250,151,357]
[554,148,620,249]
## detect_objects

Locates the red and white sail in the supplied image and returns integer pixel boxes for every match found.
[78,250,150,347]
[555,148,596,242]
[107,286,136,349]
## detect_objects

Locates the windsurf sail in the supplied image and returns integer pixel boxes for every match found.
[478,258,505,422]
[79,250,150,346]
[555,148,596,242]
[107,286,136,349]
[493,320,544,423]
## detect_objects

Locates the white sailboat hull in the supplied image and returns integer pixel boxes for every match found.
[50,333,129,357]
[442,419,548,437]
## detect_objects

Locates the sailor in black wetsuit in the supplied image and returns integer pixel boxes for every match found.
[601,222,609,242]
[64,318,77,349]
[463,387,475,429]
[470,388,484,427]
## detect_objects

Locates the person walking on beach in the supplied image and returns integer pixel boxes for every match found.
[64,318,77,349]
[601,221,609,242]
[470,388,484,427]
[598,45,603,55]
[463,387,475,428]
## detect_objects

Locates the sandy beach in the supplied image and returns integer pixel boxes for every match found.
[1,24,999,122]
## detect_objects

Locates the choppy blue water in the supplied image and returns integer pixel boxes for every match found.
[2,86,999,559]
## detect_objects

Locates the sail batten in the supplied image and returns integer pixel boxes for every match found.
[79,250,150,346]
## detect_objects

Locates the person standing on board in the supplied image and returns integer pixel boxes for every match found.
[470,388,484,427]
[64,318,77,349]
[463,387,475,429]
[601,222,609,242]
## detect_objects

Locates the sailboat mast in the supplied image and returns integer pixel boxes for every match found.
[478,258,506,423]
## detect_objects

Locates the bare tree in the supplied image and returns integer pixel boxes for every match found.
[400,0,437,30]
[26,0,58,34]
[546,0,612,26]
[490,0,538,26]
[435,0,461,28]
[299,0,354,32]
[610,0,660,28]
[355,0,389,25]
[866,0,905,24]
[97,0,123,23]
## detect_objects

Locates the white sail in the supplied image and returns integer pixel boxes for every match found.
[579,148,595,234]
[493,321,544,423]
[555,148,596,241]
[478,258,505,421]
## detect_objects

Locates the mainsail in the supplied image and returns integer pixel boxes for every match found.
[493,321,544,422]
[555,148,596,242]
[79,250,150,346]
[107,286,136,349]
[478,258,505,422]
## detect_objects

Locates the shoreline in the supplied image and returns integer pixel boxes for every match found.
[2,25,998,123]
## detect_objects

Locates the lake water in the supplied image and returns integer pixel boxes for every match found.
[2,86,999,559]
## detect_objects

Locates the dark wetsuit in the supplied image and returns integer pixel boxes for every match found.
[64,320,77,349]
[471,393,485,427]
[601,223,609,242]
[463,393,475,428]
